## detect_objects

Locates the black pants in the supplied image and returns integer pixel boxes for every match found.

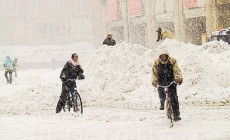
[5,70,12,84]
[157,32,163,41]
[158,84,180,117]
[56,82,76,112]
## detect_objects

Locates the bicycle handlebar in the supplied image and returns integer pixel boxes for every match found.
[157,81,177,88]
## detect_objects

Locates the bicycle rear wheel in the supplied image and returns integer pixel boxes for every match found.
[74,92,83,114]
[67,96,71,112]
[165,99,173,127]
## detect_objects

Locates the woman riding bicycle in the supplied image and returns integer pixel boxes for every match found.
[152,48,182,121]
[56,53,85,113]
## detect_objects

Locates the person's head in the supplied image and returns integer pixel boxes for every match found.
[159,54,168,61]
[158,48,169,62]
[71,53,78,62]
[107,34,112,39]
[157,27,162,32]
[14,58,18,62]
[5,56,10,60]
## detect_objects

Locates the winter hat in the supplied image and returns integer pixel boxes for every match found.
[158,46,169,57]
[6,56,10,60]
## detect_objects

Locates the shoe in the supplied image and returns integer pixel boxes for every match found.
[174,116,181,122]
[160,103,164,110]
[56,106,62,113]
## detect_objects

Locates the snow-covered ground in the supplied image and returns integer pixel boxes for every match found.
[0,40,230,139]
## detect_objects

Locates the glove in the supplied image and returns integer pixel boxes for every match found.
[78,74,85,80]
[175,78,182,85]
[152,81,158,88]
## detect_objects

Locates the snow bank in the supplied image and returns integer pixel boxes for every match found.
[79,40,230,109]
[78,43,157,109]
[1,40,230,116]
[202,41,229,53]
[0,70,61,116]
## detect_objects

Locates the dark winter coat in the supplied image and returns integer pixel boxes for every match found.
[60,61,84,84]
[103,38,116,46]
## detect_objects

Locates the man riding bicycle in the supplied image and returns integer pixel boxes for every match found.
[56,53,85,113]
[152,49,182,121]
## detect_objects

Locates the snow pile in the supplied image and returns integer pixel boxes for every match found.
[78,43,157,109]
[202,41,229,53]
[78,40,230,108]
[1,40,230,116]
[0,70,61,116]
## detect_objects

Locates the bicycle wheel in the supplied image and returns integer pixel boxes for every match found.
[165,99,173,127]
[67,93,72,112]
[73,92,83,114]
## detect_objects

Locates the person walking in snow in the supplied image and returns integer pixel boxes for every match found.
[56,53,85,113]
[152,49,182,121]
[13,58,18,77]
[3,56,14,84]
[103,34,116,46]
[156,27,163,42]
[156,27,174,42]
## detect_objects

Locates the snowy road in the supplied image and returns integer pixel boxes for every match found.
[1,41,230,139]
[0,106,230,140]
[0,68,230,140]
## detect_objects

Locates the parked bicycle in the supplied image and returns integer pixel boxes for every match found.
[157,81,177,127]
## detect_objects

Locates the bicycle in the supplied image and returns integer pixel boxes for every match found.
[63,79,83,114]
[157,81,177,128]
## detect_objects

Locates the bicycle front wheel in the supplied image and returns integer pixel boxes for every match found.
[74,92,83,114]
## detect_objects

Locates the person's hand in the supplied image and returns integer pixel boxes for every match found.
[175,78,182,85]
[78,74,85,80]
[152,81,157,88]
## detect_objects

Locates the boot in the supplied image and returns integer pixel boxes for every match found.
[56,103,62,113]
[5,74,9,84]
[174,116,181,122]
[56,107,61,113]
[174,111,181,121]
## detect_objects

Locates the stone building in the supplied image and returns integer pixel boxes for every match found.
[98,0,230,47]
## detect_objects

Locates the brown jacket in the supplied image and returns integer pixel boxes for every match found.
[152,56,182,83]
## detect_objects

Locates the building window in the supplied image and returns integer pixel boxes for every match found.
[27,0,41,16]
[58,0,64,14]
[34,0,41,16]
[128,0,143,17]
[77,0,86,15]
[183,0,198,9]
[107,0,118,21]
[5,0,17,16]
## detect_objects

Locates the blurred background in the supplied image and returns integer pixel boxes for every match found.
[0,0,229,47]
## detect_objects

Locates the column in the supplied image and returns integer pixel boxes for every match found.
[120,0,129,42]
[144,0,156,48]
[173,0,186,42]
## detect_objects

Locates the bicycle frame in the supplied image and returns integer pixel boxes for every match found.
[157,81,176,127]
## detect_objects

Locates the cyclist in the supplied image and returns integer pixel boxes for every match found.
[56,53,85,113]
[3,56,14,84]
[152,49,182,121]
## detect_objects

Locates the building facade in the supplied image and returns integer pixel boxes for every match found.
[98,0,230,47]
